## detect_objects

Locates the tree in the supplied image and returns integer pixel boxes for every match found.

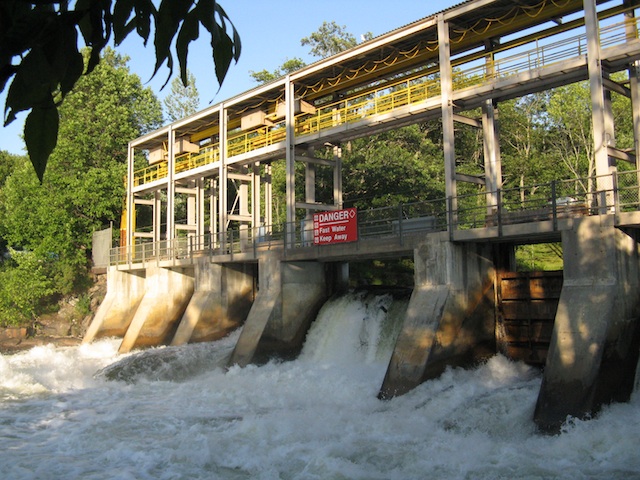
[301,21,359,58]
[164,70,200,122]
[249,58,306,84]
[0,0,240,182]
[0,48,162,325]
[343,125,445,209]
[499,94,564,202]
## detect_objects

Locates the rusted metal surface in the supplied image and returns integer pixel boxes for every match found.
[497,270,562,365]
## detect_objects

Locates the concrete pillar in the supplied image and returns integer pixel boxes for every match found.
[171,259,255,345]
[438,14,457,224]
[379,233,496,398]
[534,216,640,433]
[82,267,146,343]
[228,253,327,366]
[118,266,194,353]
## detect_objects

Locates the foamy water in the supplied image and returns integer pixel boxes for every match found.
[1,293,639,479]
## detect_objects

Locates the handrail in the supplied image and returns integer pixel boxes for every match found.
[131,14,639,186]
[114,170,640,267]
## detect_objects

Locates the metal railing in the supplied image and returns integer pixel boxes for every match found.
[131,13,639,188]
[112,171,640,268]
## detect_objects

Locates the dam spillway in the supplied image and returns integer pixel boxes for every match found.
[3,294,640,478]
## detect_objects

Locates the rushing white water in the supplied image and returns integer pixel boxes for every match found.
[1,292,639,480]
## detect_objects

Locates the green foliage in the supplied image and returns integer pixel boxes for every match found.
[0,0,240,181]
[344,125,445,209]
[515,243,563,272]
[250,58,307,84]
[0,250,56,326]
[301,21,359,58]
[76,293,92,317]
[164,70,200,122]
[0,49,161,326]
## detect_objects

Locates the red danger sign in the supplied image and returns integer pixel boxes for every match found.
[313,208,358,245]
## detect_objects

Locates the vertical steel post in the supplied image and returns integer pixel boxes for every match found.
[285,76,296,248]
[438,14,457,231]
[584,0,615,212]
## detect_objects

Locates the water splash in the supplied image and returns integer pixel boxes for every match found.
[0,294,638,479]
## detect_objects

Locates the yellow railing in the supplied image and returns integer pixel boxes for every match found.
[295,75,441,136]
[132,14,639,185]
[226,120,287,157]
[174,144,220,173]
[133,161,168,187]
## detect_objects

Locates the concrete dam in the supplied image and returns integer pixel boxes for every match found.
[86,0,640,433]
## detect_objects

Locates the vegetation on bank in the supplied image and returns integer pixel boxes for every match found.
[0,22,635,328]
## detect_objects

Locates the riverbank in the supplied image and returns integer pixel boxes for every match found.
[0,274,106,355]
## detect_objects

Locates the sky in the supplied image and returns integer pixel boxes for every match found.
[0,0,454,156]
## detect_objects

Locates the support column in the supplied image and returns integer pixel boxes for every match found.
[584,0,616,209]
[126,142,135,251]
[534,216,640,433]
[154,191,162,244]
[625,3,640,190]
[166,126,176,243]
[285,76,296,247]
[438,14,457,226]
[263,164,272,229]
[379,233,496,398]
[333,144,343,208]
[482,99,502,212]
[252,163,261,228]
[219,105,228,245]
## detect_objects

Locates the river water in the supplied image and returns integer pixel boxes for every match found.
[0,292,639,479]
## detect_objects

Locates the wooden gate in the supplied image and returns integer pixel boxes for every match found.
[497,271,563,365]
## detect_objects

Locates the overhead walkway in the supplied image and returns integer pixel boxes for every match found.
[130,7,640,191]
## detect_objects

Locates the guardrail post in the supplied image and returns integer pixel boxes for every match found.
[398,204,404,246]
[613,171,620,223]
[447,196,454,241]
[496,188,503,238]
[551,180,557,231]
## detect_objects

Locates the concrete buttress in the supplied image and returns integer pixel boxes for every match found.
[534,216,640,432]
[171,259,255,345]
[118,266,194,353]
[379,233,496,398]
[228,253,327,367]
[82,268,146,343]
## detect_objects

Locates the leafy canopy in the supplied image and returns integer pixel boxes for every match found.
[0,0,241,182]
[164,70,200,122]
[0,48,162,325]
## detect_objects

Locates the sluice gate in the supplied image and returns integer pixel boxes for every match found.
[497,271,563,365]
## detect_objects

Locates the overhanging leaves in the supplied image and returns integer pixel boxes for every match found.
[25,101,59,183]
[0,0,241,181]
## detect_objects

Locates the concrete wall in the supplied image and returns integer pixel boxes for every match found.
[228,253,328,367]
[534,216,640,432]
[171,259,255,345]
[379,232,496,398]
[118,266,194,353]
[83,267,146,343]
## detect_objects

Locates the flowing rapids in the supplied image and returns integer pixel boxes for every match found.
[0,292,639,479]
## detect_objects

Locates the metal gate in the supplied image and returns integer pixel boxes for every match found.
[497,271,563,365]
